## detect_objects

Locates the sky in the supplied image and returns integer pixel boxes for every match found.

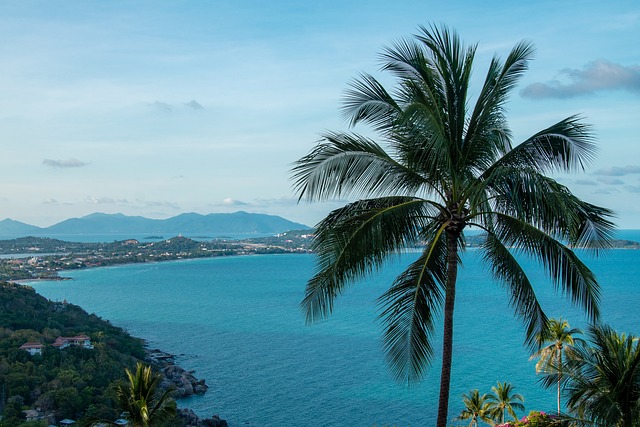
[0,1,638,228]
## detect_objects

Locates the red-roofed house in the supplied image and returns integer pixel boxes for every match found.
[52,334,93,350]
[19,342,44,356]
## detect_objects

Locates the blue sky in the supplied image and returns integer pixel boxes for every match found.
[0,1,638,228]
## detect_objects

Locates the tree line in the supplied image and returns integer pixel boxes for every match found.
[457,319,640,426]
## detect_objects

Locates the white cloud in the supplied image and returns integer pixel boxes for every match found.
[42,158,89,168]
[85,196,129,205]
[624,186,640,193]
[594,165,640,176]
[521,60,640,99]
[42,198,73,206]
[574,179,598,186]
[185,100,204,110]
[149,101,174,113]
[148,100,206,113]
[597,177,625,185]
[222,198,248,206]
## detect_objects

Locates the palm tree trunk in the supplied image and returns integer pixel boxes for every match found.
[557,351,562,415]
[557,374,561,415]
[436,231,459,427]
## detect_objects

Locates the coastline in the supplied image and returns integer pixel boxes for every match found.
[144,348,228,427]
[0,234,311,282]
[12,277,229,426]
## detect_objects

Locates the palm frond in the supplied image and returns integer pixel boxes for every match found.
[481,231,548,348]
[377,230,448,383]
[486,171,615,252]
[463,41,534,174]
[291,132,426,201]
[566,325,640,426]
[341,72,401,132]
[466,41,534,145]
[492,214,601,322]
[414,24,476,148]
[378,35,452,179]
[487,116,598,175]
[302,197,438,324]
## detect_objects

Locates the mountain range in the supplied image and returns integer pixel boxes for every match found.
[0,212,310,237]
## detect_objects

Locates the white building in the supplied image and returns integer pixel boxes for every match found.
[19,342,44,356]
[52,334,94,349]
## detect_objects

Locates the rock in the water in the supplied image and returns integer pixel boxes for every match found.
[194,384,208,394]
[161,364,208,397]
[178,377,194,396]
[178,409,228,427]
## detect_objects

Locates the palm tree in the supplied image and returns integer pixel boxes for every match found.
[530,318,584,415]
[291,24,614,427]
[457,389,492,427]
[486,382,525,425]
[116,362,176,427]
[565,324,640,427]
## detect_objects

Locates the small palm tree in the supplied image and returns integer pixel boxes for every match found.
[530,318,584,415]
[457,389,492,427]
[565,324,640,427]
[486,382,525,425]
[116,362,176,427]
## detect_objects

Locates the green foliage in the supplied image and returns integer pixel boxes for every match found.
[486,382,526,424]
[292,22,614,427]
[116,362,177,427]
[496,410,562,427]
[0,282,165,425]
[456,389,492,426]
[530,318,584,415]
[565,324,640,427]
[0,395,25,426]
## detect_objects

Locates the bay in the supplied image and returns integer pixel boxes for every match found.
[26,243,640,426]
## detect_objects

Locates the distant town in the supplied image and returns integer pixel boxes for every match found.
[0,231,313,282]
[1,231,638,282]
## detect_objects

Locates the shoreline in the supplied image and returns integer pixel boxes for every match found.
[12,278,229,426]
[0,234,310,283]
[144,347,209,397]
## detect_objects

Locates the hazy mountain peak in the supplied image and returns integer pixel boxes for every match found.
[0,212,309,238]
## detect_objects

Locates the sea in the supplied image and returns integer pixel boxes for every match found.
[24,230,640,426]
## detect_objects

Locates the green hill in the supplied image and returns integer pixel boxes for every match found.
[0,282,151,426]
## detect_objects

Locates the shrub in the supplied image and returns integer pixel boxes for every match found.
[496,411,559,427]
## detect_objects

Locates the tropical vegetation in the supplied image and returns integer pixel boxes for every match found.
[487,382,526,425]
[530,318,584,415]
[455,323,640,427]
[456,389,492,427]
[495,410,562,427]
[0,282,186,426]
[565,324,640,427]
[116,362,177,427]
[292,23,614,426]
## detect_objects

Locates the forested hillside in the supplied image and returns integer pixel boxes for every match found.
[0,282,152,426]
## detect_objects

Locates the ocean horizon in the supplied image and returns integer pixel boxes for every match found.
[25,231,640,426]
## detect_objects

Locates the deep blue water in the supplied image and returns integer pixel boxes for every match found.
[26,236,640,426]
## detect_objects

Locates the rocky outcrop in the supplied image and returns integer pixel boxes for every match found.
[162,365,209,398]
[145,348,209,398]
[145,347,220,424]
[178,408,228,427]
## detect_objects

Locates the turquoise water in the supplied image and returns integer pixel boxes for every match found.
[27,243,640,426]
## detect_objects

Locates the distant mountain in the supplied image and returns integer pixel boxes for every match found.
[0,218,43,235]
[0,212,310,237]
